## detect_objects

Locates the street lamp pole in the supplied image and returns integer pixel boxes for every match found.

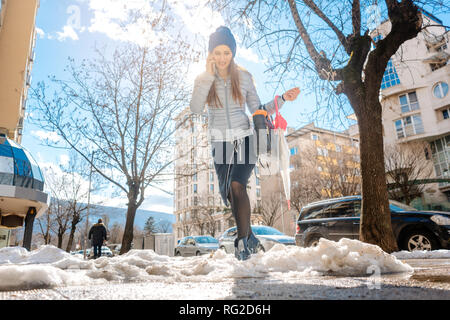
[83,152,94,260]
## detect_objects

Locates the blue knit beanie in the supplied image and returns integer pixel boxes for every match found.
[208,26,237,58]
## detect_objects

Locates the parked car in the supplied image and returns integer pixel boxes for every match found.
[87,246,113,258]
[218,225,295,254]
[296,195,450,251]
[70,249,89,256]
[174,235,219,257]
[107,244,121,255]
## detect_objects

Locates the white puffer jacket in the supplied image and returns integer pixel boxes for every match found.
[190,69,284,142]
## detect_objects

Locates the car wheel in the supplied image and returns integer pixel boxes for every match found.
[220,246,227,253]
[175,251,181,257]
[305,234,322,248]
[402,230,439,251]
[195,251,201,256]
[258,244,265,252]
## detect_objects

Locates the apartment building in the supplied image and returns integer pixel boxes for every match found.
[0,0,47,248]
[172,108,262,240]
[0,0,39,143]
[371,11,450,210]
[260,123,361,235]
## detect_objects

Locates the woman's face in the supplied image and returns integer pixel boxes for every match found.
[212,45,233,72]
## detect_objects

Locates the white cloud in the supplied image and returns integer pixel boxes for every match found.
[139,200,173,214]
[56,25,79,41]
[86,0,168,47]
[31,130,63,143]
[36,27,45,39]
[59,154,70,167]
[169,0,225,39]
[237,46,265,64]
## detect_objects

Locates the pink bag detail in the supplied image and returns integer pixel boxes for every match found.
[273,95,287,131]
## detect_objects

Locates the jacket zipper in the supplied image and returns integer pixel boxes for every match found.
[224,79,232,137]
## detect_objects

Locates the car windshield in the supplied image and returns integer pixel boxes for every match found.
[389,200,417,212]
[194,236,218,244]
[252,226,284,236]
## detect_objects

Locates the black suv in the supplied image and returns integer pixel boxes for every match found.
[296,196,450,251]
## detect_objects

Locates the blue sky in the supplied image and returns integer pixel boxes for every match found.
[25,0,317,215]
[23,0,449,214]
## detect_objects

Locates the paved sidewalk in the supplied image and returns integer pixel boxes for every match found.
[1,259,449,300]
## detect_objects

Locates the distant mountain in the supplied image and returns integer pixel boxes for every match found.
[87,204,175,233]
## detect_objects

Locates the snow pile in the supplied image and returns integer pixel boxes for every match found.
[393,249,450,259]
[0,239,414,291]
[0,245,92,269]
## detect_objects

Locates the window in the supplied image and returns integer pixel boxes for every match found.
[433,82,449,99]
[290,147,298,155]
[394,114,424,138]
[311,134,319,141]
[373,34,401,90]
[327,201,357,218]
[430,61,447,72]
[209,172,214,182]
[430,135,450,188]
[317,147,328,157]
[399,92,420,113]
[255,177,260,186]
[335,145,342,152]
[256,188,261,198]
[193,196,198,206]
[443,108,450,120]
[381,60,401,89]
[301,204,329,220]
[209,184,214,193]
[436,44,448,52]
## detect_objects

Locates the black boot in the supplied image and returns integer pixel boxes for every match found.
[247,232,262,254]
[234,237,251,261]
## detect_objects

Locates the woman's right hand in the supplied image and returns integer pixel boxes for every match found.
[206,53,216,76]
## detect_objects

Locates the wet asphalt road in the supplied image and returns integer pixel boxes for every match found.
[0,259,449,300]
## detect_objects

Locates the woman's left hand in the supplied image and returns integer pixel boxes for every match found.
[282,87,300,101]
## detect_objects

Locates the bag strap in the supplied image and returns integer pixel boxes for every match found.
[274,95,281,117]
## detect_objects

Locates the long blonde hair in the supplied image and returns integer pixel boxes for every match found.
[206,59,245,108]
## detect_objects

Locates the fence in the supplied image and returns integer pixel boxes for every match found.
[133,233,175,257]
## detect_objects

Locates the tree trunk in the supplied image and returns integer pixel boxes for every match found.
[355,96,398,253]
[22,207,36,251]
[66,224,77,252]
[57,233,64,249]
[44,233,51,245]
[120,202,138,254]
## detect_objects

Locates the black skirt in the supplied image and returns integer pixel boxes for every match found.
[211,135,256,207]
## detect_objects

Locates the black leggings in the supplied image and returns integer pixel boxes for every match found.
[227,181,252,239]
[213,136,256,240]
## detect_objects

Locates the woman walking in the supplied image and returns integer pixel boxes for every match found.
[190,26,300,260]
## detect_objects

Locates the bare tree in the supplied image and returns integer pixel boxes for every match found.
[209,0,449,252]
[64,154,95,252]
[255,193,282,227]
[36,205,55,245]
[385,141,434,204]
[108,222,124,244]
[189,194,222,237]
[31,30,197,253]
[50,198,71,249]
[289,142,361,213]
[156,220,172,233]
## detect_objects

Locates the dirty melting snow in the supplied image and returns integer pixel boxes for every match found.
[0,238,413,291]
[393,249,450,259]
